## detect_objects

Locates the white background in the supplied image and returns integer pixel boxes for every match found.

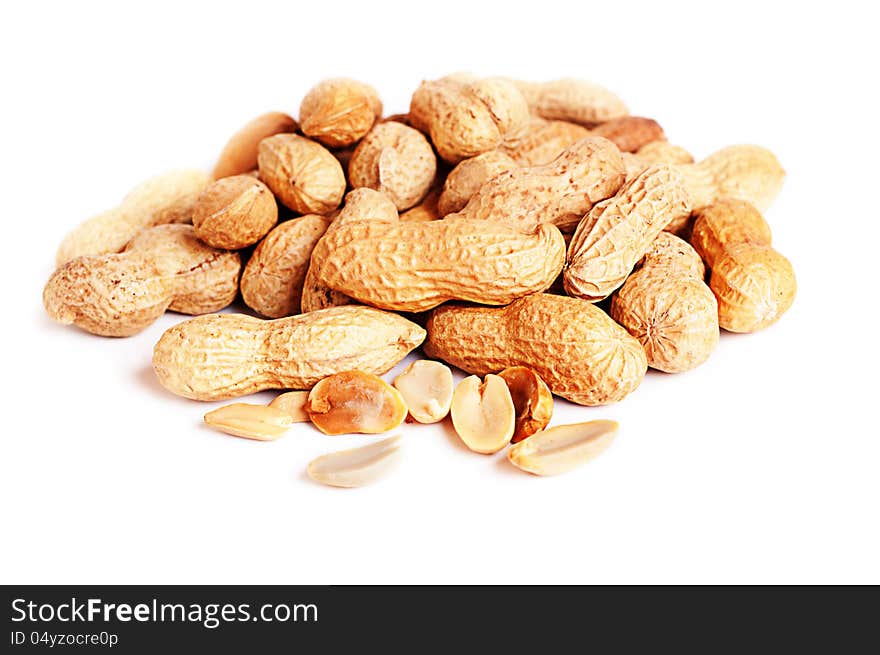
[1,0,878,584]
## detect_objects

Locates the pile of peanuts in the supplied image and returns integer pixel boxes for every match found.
[43,75,796,487]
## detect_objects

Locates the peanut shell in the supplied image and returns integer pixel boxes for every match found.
[212,112,298,179]
[192,175,278,249]
[299,78,382,148]
[257,134,345,214]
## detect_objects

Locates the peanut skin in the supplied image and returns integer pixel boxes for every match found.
[152,307,426,401]
[425,293,647,406]
[44,224,241,337]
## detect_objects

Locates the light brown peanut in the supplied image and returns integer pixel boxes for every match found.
[44,224,240,337]
[447,136,626,232]
[425,293,647,406]
[399,183,442,222]
[564,165,691,302]
[497,366,553,444]
[56,169,211,266]
[450,374,516,454]
[348,121,437,211]
[257,134,345,214]
[212,112,298,179]
[508,78,628,126]
[310,219,566,312]
[611,233,719,373]
[500,117,591,166]
[709,243,796,333]
[240,214,332,318]
[590,116,665,153]
[152,306,426,401]
[203,403,294,441]
[307,435,402,488]
[409,75,530,163]
[300,188,400,313]
[392,360,454,424]
[636,141,694,166]
[507,420,619,476]
[438,151,517,216]
[678,145,785,212]
[299,78,382,148]
[307,371,408,435]
[192,175,278,249]
[690,199,773,270]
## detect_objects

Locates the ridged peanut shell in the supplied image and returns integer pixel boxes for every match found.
[299,78,382,148]
[240,214,332,318]
[152,307,426,401]
[565,165,691,301]
[311,219,565,312]
[590,116,665,153]
[690,199,772,270]
[709,244,796,333]
[424,294,647,406]
[449,136,626,232]
[437,151,517,216]
[257,134,345,214]
[636,141,694,166]
[348,122,437,211]
[509,78,628,126]
[639,232,705,279]
[610,269,719,373]
[499,118,591,166]
[212,112,298,179]
[192,175,278,249]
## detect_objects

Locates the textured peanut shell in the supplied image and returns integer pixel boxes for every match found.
[152,307,426,401]
[709,244,796,333]
[565,165,691,301]
[409,76,530,163]
[590,116,665,153]
[636,141,694,166]
[399,184,442,222]
[690,199,772,270]
[300,189,399,313]
[192,175,278,249]
[639,231,705,279]
[424,294,647,406]
[499,118,591,166]
[56,169,211,266]
[299,78,382,148]
[257,134,345,214]
[240,214,332,318]
[348,121,437,211]
[678,145,785,212]
[448,136,626,232]
[307,371,407,435]
[610,269,719,373]
[509,78,628,126]
[312,219,566,312]
[212,112,298,179]
[44,224,240,337]
[437,151,517,216]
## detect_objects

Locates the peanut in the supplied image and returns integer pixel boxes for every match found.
[635,140,694,166]
[500,117,591,166]
[203,403,294,441]
[508,78,629,126]
[211,112,298,179]
[44,224,240,337]
[299,78,382,148]
[709,243,796,333]
[678,145,785,212]
[152,306,426,400]
[507,420,619,476]
[307,371,407,435]
[310,219,566,312]
[393,360,454,424]
[610,233,719,373]
[348,121,438,211]
[307,435,402,488]
[399,183,442,222]
[497,366,553,444]
[447,136,626,232]
[425,293,647,406]
[409,75,530,163]
[564,165,691,302]
[590,116,665,153]
[192,175,278,249]
[55,169,211,266]
[690,199,772,270]
[257,134,345,214]
[240,214,332,318]
[269,391,311,423]
[437,151,517,216]
[300,188,400,313]
[450,374,516,454]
